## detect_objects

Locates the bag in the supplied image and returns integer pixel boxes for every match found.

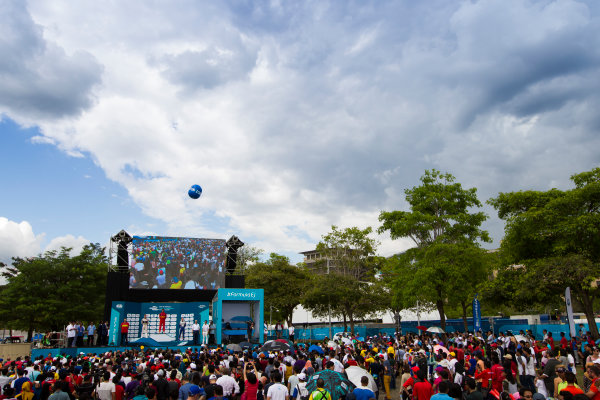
[298,383,309,400]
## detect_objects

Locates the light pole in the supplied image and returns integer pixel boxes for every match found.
[327,259,332,338]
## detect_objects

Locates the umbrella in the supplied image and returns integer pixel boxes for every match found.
[308,344,324,355]
[260,340,291,353]
[356,337,365,342]
[327,340,339,350]
[341,337,352,346]
[276,339,289,343]
[416,326,428,331]
[513,335,530,343]
[433,344,449,355]
[226,343,242,352]
[306,369,355,400]
[239,341,253,349]
[427,327,445,334]
[345,366,377,393]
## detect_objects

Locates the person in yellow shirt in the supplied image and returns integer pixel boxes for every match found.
[308,379,332,400]
[170,277,182,289]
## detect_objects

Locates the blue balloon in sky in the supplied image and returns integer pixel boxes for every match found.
[188,184,202,199]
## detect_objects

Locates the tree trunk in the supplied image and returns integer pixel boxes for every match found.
[577,290,600,339]
[349,312,355,335]
[342,312,347,332]
[436,288,446,331]
[394,310,402,336]
[27,324,33,342]
[437,298,446,331]
[461,301,468,333]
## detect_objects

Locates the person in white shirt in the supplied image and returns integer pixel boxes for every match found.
[266,371,289,400]
[141,315,149,338]
[66,322,76,347]
[95,372,116,400]
[192,320,201,345]
[216,368,239,397]
[288,325,295,342]
[202,321,209,345]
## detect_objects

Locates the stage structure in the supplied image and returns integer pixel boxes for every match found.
[212,288,264,344]
[104,230,264,348]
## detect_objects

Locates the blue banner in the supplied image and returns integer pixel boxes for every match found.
[473,295,481,333]
[109,301,209,346]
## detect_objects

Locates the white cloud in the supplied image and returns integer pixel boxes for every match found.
[2,0,599,258]
[0,217,44,263]
[44,234,90,255]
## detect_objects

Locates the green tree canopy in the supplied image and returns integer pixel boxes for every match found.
[0,243,108,339]
[245,253,308,326]
[379,170,491,330]
[489,168,600,338]
[303,226,385,334]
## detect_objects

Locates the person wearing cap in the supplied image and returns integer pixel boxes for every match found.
[204,374,219,399]
[187,385,204,400]
[291,373,308,400]
[154,369,170,400]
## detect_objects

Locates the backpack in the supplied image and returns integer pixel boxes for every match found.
[297,382,309,400]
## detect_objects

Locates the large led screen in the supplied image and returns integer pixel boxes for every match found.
[129,236,226,290]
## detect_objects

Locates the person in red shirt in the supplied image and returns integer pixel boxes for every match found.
[560,332,569,350]
[475,361,492,393]
[547,332,555,350]
[412,369,433,400]
[120,318,130,345]
[159,309,167,333]
[585,365,600,400]
[488,355,504,393]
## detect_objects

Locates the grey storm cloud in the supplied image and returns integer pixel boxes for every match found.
[0,2,102,119]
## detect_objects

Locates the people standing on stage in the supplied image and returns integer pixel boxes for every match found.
[209,320,215,344]
[202,320,209,345]
[159,309,167,333]
[247,320,254,341]
[87,322,96,346]
[179,317,187,340]
[100,321,109,345]
[121,318,130,345]
[264,323,268,340]
[141,314,149,338]
[192,320,200,345]
[275,322,283,339]
[288,324,295,342]
[76,322,85,347]
[66,322,76,347]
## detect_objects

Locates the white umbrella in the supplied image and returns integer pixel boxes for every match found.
[327,340,339,350]
[427,327,445,334]
[513,334,530,343]
[341,337,353,346]
[345,366,377,393]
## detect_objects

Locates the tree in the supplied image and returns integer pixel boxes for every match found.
[245,253,308,326]
[302,226,384,334]
[489,168,600,338]
[379,170,491,330]
[0,244,108,340]
[234,245,264,274]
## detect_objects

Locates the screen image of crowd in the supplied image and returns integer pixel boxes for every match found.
[129,236,226,289]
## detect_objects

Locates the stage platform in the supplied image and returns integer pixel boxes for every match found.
[30,342,261,359]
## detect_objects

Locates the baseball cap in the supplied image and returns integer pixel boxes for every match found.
[188,386,202,396]
[209,374,217,380]
[298,373,306,381]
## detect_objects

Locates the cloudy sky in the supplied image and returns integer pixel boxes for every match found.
[1,0,599,264]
